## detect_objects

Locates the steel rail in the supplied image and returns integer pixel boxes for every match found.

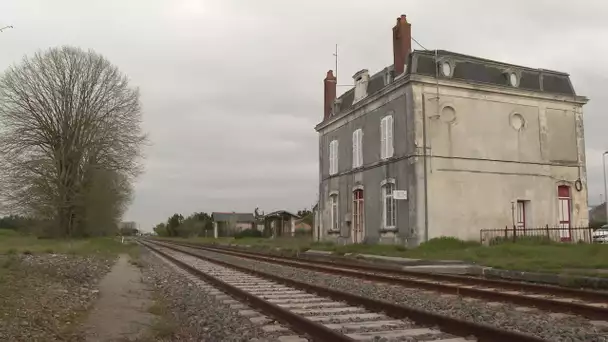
[140,241,354,342]
[148,239,547,342]
[163,240,608,320]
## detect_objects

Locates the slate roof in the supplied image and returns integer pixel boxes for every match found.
[330,50,576,120]
[211,212,255,222]
[263,210,300,219]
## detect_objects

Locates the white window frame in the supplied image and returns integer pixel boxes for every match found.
[380,115,394,160]
[381,180,396,229]
[352,129,363,168]
[330,193,339,232]
[329,140,339,175]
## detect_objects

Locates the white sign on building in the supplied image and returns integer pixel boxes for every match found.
[393,190,408,200]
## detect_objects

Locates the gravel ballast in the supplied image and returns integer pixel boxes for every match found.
[140,247,290,341]
[179,245,608,342]
[0,253,114,342]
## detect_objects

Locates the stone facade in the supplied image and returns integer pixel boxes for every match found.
[315,15,588,246]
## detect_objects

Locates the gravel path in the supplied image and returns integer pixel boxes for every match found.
[0,253,114,342]
[140,247,288,341]
[180,246,608,342]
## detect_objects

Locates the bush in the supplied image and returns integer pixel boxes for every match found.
[417,237,480,251]
[234,229,263,239]
[490,235,553,246]
[294,228,311,237]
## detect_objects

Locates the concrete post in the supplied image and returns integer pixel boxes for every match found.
[213,222,218,239]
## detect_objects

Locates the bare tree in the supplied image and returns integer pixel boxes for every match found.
[0,46,146,237]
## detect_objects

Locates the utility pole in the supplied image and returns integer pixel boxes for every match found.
[603,151,608,223]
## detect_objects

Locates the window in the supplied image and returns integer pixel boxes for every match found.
[352,129,363,168]
[382,182,396,229]
[330,193,339,231]
[516,200,526,230]
[329,140,339,175]
[380,116,394,159]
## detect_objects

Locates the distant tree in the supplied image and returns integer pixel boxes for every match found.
[153,222,168,236]
[297,209,312,218]
[166,213,184,236]
[0,46,146,237]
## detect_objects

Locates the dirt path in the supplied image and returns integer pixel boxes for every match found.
[83,254,154,342]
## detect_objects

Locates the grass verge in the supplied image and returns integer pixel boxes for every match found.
[0,229,139,256]
[157,236,608,276]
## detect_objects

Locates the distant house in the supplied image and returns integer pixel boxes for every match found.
[263,210,300,238]
[211,212,255,237]
[589,203,606,224]
[294,218,312,232]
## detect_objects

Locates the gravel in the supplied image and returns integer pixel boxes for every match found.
[0,253,114,342]
[140,247,291,341]
[179,246,608,342]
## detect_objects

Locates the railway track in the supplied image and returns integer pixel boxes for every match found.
[142,239,547,342]
[161,240,608,321]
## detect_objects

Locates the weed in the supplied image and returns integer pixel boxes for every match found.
[150,320,177,339]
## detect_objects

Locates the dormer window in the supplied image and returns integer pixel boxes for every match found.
[352,69,370,104]
[503,69,520,87]
[332,98,342,116]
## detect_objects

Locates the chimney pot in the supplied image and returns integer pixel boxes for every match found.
[323,70,337,120]
[393,14,412,75]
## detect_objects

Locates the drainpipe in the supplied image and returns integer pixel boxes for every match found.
[422,96,429,243]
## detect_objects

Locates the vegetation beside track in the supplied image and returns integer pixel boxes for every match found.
[0,228,139,256]
[155,236,608,276]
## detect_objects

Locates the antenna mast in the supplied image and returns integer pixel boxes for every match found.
[333,44,338,81]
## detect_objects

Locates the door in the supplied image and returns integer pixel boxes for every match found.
[558,186,571,241]
[352,189,364,243]
[516,200,526,231]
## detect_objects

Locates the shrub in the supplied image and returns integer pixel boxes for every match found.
[417,237,480,251]
[294,228,311,237]
[490,235,553,246]
[234,228,263,239]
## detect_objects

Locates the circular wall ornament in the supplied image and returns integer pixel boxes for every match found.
[510,113,525,131]
[440,105,456,123]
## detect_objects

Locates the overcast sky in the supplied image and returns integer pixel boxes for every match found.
[1,1,607,231]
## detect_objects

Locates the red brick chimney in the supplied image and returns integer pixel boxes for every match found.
[323,70,337,120]
[392,14,411,75]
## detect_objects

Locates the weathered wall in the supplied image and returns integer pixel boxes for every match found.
[413,81,588,242]
[317,83,418,244]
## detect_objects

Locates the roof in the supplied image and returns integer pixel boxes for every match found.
[211,212,255,222]
[263,210,300,219]
[330,50,577,119]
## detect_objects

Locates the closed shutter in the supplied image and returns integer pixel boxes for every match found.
[333,140,339,174]
[352,129,363,168]
[357,130,363,167]
[386,116,394,158]
[380,118,386,159]
[329,141,334,174]
[352,131,358,168]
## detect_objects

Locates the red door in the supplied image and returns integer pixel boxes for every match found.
[352,190,364,243]
[558,186,571,241]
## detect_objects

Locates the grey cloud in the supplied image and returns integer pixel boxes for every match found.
[1,0,607,230]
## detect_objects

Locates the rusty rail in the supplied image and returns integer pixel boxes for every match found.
[148,239,547,342]
[140,240,354,342]
[163,240,608,320]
